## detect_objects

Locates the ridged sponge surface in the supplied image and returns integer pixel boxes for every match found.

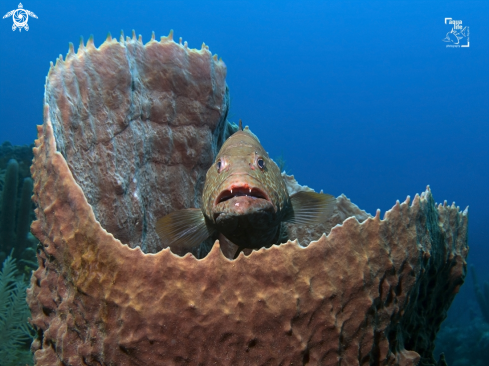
[27,32,468,366]
[43,32,229,253]
[27,116,468,365]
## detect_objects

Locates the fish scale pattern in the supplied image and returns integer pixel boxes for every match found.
[27,111,468,365]
[202,128,289,219]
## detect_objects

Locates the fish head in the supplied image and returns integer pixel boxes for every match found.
[156,125,336,254]
[202,127,290,243]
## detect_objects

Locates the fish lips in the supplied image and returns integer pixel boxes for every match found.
[213,186,275,222]
[213,196,276,231]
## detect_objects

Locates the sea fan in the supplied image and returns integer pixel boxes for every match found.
[0,254,34,365]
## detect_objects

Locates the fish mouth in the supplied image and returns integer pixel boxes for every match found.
[213,185,272,221]
[215,186,270,205]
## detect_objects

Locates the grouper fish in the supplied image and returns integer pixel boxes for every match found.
[156,121,335,258]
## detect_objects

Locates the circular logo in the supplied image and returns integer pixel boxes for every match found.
[12,9,28,28]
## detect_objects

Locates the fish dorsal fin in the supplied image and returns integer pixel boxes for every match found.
[156,208,214,249]
[284,191,336,225]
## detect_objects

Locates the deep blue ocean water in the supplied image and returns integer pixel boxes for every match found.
[1,0,488,362]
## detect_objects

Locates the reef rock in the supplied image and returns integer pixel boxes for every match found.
[27,32,469,366]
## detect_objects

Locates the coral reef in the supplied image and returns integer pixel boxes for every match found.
[435,319,489,366]
[0,254,34,366]
[434,265,489,366]
[470,265,489,323]
[0,145,36,263]
[0,141,34,180]
[26,31,469,365]
[0,160,18,254]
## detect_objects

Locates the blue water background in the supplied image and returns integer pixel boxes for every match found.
[1,0,488,332]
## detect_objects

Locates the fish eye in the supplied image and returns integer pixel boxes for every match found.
[217,160,221,172]
[257,158,265,170]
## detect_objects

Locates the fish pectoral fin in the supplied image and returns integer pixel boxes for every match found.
[285,191,336,225]
[156,208,214,249]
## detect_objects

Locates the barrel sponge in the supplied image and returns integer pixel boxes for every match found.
[27,114,468,365]
[43,30,229,254]
[26,32,469,366]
